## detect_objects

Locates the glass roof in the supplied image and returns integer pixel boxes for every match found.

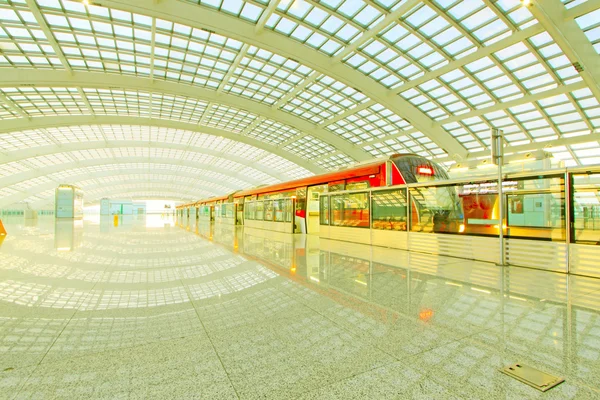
[0,0,599,205]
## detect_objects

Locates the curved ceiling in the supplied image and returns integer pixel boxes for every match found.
[1,0,600,206]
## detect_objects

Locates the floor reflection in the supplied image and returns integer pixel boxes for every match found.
[0,214,598,399]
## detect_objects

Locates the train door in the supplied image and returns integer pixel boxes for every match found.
[306,184,328,234]
[210,205,215,222]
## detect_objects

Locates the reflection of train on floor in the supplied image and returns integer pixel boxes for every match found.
[177,154,450,234]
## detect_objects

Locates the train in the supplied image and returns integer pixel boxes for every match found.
[177,153,452,234]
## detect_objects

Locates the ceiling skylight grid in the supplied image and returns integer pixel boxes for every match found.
[0,102,20,119]
[0,1,59,69]
[204,104,258,132]
[283,135,335,159]
[325,102,413,144]
[224,45,313,105]
[576,8,600,54]
[0,87,85,117]
[247,119,300,145]
[315,153,355,170]
[280,74,369,124]
[264,0,375,56]
[83,88,149,117]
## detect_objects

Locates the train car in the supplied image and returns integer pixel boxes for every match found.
[179,153,449,233]
[238,153,449,234]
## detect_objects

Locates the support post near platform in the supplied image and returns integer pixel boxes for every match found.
[492,129,507,266]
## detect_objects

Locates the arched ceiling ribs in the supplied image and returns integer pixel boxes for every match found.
[0,157,265,190]
[1,140,290,183]
[0,116,325,175]
[86,0,469,158]
[0,68,368,163]
[85,183,202,199]
[2,174,220,208]
[433,132,600,163]
[83,192,195,204]
[531,0,600,102]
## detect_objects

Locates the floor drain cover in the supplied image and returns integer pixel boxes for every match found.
[500,363,564,392]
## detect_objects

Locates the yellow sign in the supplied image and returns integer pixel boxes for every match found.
[0,219,6,236]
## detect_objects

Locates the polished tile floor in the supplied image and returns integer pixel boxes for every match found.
[1,214,599,399]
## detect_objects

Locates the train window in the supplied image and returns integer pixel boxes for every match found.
[331,192,370,228]
[346,181,369,190]
[320,195,330,225]
[573,173,600,244]
[372,189,407,231]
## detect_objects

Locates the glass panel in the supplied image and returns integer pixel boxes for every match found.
[410,184,462,233]
[573,173,600,244]
[274,199,285,222]
[264,200,274,221]
[372,189,407,231]
[506,176,565,241]
[224,203,234,218]
[320,195,330,225]
[284,199,293,223]
[255,201,264,220]
[246,202,255,220]
[331,192,370,228]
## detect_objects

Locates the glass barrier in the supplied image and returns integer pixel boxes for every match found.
[573,173,600,244]
[256,201,264,221]
[372,188,407,231]
[222,203,234,218]
[274,199,293,222]
[505,176,565,240]
[244,202,254,220]
[331,192,370,228]
[264,200,274,221]
[320,195,330,225]
[410,184,461,233]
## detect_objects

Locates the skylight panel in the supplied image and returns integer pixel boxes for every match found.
[280,74,368,124]
[284,135,334,159]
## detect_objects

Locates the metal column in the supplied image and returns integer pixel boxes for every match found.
[492,129,507,266]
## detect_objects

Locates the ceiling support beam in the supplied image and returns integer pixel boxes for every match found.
[435,132,600,163]
[24,0,72,73]
[319,100,375,127]
[0,92,30,120]
[1,140,290,182]
[77,87,95,117]
[0,115,324,175]
[255,0,280,33]
[0,68,364,163]
[531,0,600,103]
[395,24,545,93]
[0,157,266,192]
[332,0,421,62]
[437,80,588,124]
[95,0,466,158]
[272,71,320,109]
[217,44,249,94]
[564,1,600,20]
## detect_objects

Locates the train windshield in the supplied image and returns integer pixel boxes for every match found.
[392,155,449,184]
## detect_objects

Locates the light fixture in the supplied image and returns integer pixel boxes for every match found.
[521,0,531,6]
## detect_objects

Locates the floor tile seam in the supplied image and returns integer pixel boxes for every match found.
[269,285,414,364]
[11,262,116,398]
[289,358,402,400]
[271,281,522,364]
[176,276,241,400]
[27,332,211,370]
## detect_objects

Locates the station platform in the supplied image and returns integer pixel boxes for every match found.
[0,215,599,399]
